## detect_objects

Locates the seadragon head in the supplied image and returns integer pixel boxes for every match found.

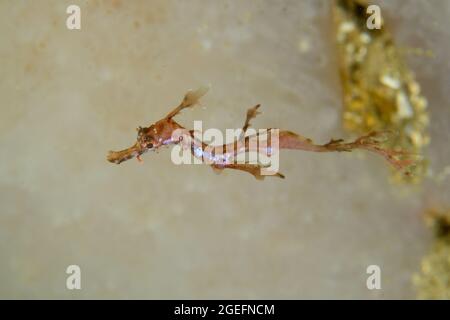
[107,119,184,165]
[136,126,155,150]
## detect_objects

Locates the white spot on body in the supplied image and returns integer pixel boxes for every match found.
[194,147,203,158]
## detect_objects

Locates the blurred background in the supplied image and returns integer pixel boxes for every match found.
[0,0,449,299]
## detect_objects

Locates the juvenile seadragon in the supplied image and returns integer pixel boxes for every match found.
[107,88,415,180]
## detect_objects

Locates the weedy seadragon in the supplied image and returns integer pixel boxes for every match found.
[107,88,415,180]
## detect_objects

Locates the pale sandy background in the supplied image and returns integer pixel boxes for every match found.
[1,0,449,299]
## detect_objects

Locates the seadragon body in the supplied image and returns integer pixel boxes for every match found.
[107,88,414,179]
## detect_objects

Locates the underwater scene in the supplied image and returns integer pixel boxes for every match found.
[1,0,449,299]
